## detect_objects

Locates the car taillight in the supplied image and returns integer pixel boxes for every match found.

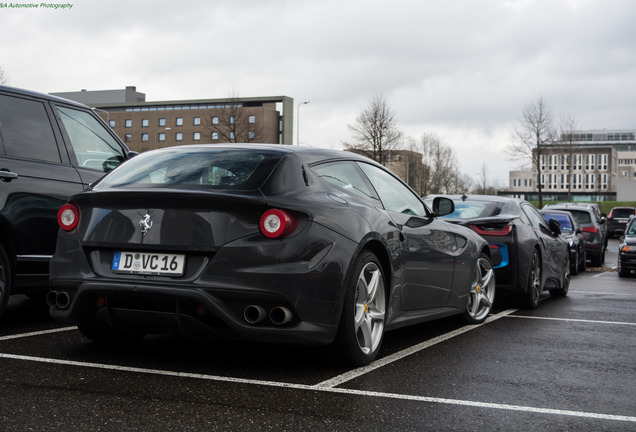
[58,203,79,231]
[468,224,513,236]
[259,209,298,238]
[582,226,598,234]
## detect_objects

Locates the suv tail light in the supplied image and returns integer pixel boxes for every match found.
[468,224,513,237]
[582,226,598,234]
[259,209,298,238]
[58,203,79,231]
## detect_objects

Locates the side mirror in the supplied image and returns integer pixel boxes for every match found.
[599,217,606,225]
[548,218,562,236]
[575,227,583,234]
[126,151,139,159]
[432,197,455,217]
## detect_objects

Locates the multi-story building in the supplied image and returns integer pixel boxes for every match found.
[505,129,635,202]
[52,87,294,152]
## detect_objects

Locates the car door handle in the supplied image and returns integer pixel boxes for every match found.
[0,169,19,182]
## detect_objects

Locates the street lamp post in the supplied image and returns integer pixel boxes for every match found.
[155,127,171,150]
[297,101,309,146]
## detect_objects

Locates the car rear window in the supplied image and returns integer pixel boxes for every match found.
[93,148,284,191]
[568,210,592,224]
[611,208,635,218]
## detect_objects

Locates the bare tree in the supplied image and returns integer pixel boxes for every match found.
[204,90,263,143]
[418,133,461,195]
[345,94,402,164]
[508,96,556,208]
[557,113,579,201]
[0,66,8,85]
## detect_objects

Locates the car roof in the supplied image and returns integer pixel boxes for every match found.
[0,84,91,109]
[544,203,596,211]
[150,144,379,165]
[429,194,527,204]
[540,209,574,217]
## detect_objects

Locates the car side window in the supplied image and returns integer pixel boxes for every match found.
[312,161,378,203]
[0,94,61,163]
[357,162,426,217]
[522,204,549,230]
[55,105,126,172]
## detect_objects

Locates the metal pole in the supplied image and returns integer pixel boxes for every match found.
[297,101,309,145]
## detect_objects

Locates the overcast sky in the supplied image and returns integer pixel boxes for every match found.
[2,0,635,185]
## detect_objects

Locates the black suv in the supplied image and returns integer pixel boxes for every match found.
[0,85,134,317]
[543,203,608,267]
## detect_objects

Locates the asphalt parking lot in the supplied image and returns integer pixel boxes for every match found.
[0,239,634,431]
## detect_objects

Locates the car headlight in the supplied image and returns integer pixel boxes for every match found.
[621,245,632,252]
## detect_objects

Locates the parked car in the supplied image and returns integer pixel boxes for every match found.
[0,85,135,318]
[48,145,495,366]
[606,207,636,238]
[618,217,636,278]
[425,195,569,309]
[543,203,608,267]
[539,209,586,274]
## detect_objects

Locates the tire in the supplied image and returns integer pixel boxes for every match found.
[463,253,495,324]
[521,249,542,309]
[571,251,579,276]
[550,253,570,297]
[578,250,586,273]
[592,248,605,267]
[334,251,386,366]
[78,326,146,345]
[0,243,12,320]
[618,257,628,278]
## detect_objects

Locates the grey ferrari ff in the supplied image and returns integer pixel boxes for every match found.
[49,145,495,366]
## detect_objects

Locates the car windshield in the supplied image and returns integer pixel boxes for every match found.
[94,148,284,191]
[542,214,573,232]
[611,208,635,218]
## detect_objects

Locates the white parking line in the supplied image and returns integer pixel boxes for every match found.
[1,351,634,423]
[317,308,519,388]
[507,315,636,326]
[0,326,77,341]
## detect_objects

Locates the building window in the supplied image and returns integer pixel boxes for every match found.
[109,120,116,128]
[125,119,132,128]
[193,132,201,141]
[211,132,218,140]
[176,132,183,141]
[142,133,149,142]
[249,115,256,124]
[194,117,201,126]
[142,119,149,128]
[212,116,219,125]
[248,131,255,139]
[229,131,235,140]
[230,116,235,124]
[176,118,183,126]
[158,133,166,142]
[159,118,166,127]
[124,134,132,142]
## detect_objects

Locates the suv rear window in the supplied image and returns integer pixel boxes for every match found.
[94,148,284,191]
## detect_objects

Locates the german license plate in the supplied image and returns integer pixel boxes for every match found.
[112,251,185,276]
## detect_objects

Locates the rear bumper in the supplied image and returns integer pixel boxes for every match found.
[49,222,357,345]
